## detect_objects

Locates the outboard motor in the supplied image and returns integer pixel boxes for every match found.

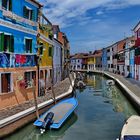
[43,112,54,129]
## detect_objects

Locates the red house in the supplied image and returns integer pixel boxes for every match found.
[133,21,140,80]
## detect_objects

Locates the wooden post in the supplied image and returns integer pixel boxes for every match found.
[32,79,39,119]
[51,45,56,104]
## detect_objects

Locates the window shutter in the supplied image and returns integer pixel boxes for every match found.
[23,6,27,18]
[49,47,52,57]
[0,33,4,52]
[31,10,35,21]
[9,0,12,11]
[30,40,32,53]
[9,35,14,52]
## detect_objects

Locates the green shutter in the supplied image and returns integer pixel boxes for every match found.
[49,47,52,57]
[9,35,14,52]
[23,6,27,18]
[9,0,12,11]
[31,10,35,21]
[30,40,32,53]
[0,33,4,52]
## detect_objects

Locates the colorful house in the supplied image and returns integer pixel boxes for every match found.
[124,37,135,77]
[112,43,118,73]
[102,48,107,71]
[107,45,113,72]
[53,38,62,84]
[93,50,102,70]
[37,13,54,95]
[87,54,95,71]
[133,21,140,80]
[0,0,42,109]
[117,39,126,75]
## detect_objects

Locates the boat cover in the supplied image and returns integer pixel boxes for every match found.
[124,135,140,140]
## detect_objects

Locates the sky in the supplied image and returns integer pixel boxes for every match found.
[38,0,140,54]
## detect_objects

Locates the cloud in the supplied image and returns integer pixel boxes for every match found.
[38,0,140,28]
[96,11,104,15]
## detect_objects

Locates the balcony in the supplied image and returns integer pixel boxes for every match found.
[0,7,37,27]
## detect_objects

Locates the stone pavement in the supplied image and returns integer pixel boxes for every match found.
[0,76,72,120]
[105,72,140,99]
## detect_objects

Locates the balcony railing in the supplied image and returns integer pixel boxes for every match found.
[0,7,37,27]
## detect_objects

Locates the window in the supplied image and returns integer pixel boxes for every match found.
[0,33,14,52]
[39,42,43,55]
[24,71,36,88]
[23,6,35,21]
[111,64,113,68]
[48,47,52,57]
[25,38,32,53]
[127,66,130,71]
[1,73,12,93]
[107,57,110,60]
[2,0,12,11]
[4,34,14,52]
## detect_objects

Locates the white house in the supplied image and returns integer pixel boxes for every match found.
[53,38,62,84]
[70,54,83,71]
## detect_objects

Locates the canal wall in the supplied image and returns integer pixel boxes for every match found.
[0,73,76,138]
[80,69,140,113]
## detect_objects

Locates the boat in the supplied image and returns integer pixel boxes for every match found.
[106,80,115,86]
[118,115,140,140]
[34,97,78,130]
[77,80,86,89]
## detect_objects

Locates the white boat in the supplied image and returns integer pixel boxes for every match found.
[119,115,140,140]
[106,80,115,86]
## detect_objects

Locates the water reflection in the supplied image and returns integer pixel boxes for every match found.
[5,113,78,140]
[5,74,138,140]
[86,74,138,120]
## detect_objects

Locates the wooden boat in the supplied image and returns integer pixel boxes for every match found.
[34,97,78,130]
[118,115,140,140]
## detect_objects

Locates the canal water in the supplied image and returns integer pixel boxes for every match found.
[5,74,138,140]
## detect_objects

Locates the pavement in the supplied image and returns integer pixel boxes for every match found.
[0,76,72,120]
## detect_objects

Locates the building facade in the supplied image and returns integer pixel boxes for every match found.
[0,0,42,109]
[102,48,107,71]
[37,13,54,95]
[53,38,62,84]
[133,21,140,80]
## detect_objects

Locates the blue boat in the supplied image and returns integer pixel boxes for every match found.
[34,97,78,129]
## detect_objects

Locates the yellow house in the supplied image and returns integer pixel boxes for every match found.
[87,55,96,71]
[37,13,54,96]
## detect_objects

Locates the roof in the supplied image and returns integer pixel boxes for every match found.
[32,0,43,7]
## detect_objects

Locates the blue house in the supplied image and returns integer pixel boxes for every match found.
[0,0,42,107]
[130,47,135,78]
[102,48,107,71]
[0,0,42,68]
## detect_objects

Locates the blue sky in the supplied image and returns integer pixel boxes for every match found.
[38,0,140,54]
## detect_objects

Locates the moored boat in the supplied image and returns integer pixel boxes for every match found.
[34,97,78,130]
[118,115,140,140]
[106,80,115,86]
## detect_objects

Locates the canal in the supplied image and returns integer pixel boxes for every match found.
[4,74,138,140]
